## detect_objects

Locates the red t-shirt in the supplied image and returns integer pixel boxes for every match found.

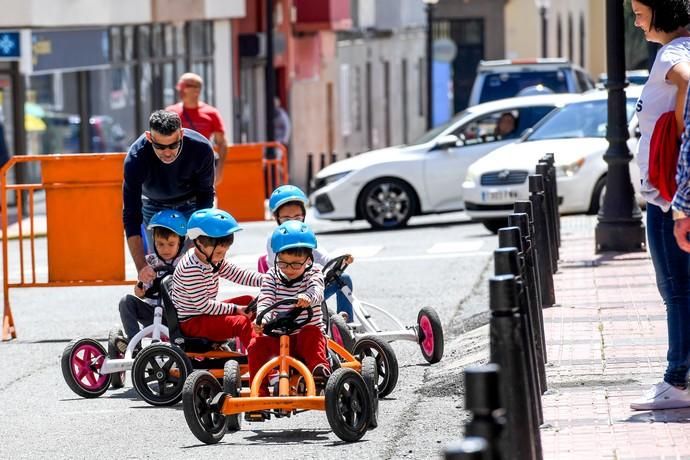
[166,102,225,140]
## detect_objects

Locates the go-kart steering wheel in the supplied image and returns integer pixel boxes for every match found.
[322,254,350,287]
[256,298,314,337]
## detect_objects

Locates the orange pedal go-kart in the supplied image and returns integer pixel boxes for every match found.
[182,298,379,444]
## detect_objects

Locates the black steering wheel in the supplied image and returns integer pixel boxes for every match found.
[322,254,350,287]
[256,298,314,337]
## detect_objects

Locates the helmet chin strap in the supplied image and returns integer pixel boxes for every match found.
[153,235,185,267]
[194,240,223,273]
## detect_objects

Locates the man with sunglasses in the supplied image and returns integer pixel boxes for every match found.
[123,109,214,285]
[166,72,228,185]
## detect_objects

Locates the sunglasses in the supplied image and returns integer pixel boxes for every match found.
[150,138,182,151]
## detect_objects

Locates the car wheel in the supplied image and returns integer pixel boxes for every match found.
[358,178,417,229]
[588,175,606,214]
[482,218,508,234]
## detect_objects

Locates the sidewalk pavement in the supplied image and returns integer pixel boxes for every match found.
[538,215,688,460]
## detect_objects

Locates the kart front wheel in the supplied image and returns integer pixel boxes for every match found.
[417,307,444,364]
[183,371,228,444]
[107,327,126,389]
[132,343,191,406]
[360,356,379,429]
[61,338,111,398]
[353,335,399,398]
[223,361,242,432]
[325,368,371,442]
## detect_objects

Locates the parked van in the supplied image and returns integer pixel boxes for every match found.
[468,58,595,106]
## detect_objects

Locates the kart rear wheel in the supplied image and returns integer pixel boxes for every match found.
[325,368,371,442]
[183,371,228,444]
[417,307,444,364]
[61,338,111,398]
[107,327,126,389]
[360,356,379,429]
[132,343,191,406]
[223,361,242,432]
[329,313,355,352]
[353,335,399,398]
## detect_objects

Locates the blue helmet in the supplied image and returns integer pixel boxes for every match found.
[186,208,242,239]
[147,209,187,237]
[269,185,308,214]
[271,220,317,253]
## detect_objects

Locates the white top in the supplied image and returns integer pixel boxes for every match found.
[636,36,690,211]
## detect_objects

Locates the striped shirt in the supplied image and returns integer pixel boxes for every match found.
[256,266,325,334]
[172,248,263,321]
[675,82,690,213]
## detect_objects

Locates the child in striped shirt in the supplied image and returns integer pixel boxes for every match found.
[171,208,262,348]
[248,220,330,396]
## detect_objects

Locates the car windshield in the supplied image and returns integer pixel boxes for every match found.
[409,109,470,145]
[479,70,570,104]
[525,98,636,141]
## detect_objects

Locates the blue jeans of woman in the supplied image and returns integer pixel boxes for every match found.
[141,197,197,252]
[647,203,690,388]
[324,273,354,321]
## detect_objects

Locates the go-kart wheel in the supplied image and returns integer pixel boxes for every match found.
[182,370,228,444]
[329,313,354,352]
[61,338,111,398]
[360,356,379,429]
[353,335,399,398]
[325,368,371,442]
[223,361,242,432]
[107,327,126,389]
[132,343,192,406]
[417,307,444,364]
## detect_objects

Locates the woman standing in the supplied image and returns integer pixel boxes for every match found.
[630,0,690,410]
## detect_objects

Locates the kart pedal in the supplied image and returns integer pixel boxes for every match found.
[244,410,269,422]
[209,392,227,412]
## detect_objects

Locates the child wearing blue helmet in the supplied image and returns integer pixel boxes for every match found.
[265,184,355,322]
[114,209,187,351]
[248,220,330,396]
[171,208,262,347]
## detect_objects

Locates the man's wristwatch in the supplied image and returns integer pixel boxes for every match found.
[672,207,689,221]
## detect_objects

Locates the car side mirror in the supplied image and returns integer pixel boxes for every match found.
[433,134,462,150]
[520,128,533,139]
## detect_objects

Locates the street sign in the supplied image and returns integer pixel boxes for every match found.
[0,32,20,60]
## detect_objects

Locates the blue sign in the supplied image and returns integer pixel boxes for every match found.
[0,32,20,59]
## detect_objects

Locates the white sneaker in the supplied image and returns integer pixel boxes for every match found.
[630,381,690,410]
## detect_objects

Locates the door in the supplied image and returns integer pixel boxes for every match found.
[449,19,484,113]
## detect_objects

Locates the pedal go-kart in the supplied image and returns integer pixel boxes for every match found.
[182,298,378,444]
[323,255,445,367]
[61,277,253,406]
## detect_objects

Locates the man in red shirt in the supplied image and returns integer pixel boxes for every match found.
[166,73,228,185]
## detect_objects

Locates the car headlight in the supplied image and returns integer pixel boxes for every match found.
[312,171,353,191]
[556,158,585,177]
[463,169,478,188]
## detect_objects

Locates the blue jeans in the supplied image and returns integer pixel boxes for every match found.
[324,273,354,321]
[141,197,197,252]
[647,203,690,388]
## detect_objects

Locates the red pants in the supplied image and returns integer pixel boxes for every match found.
[247,325,329,396]
[179,295,256,348]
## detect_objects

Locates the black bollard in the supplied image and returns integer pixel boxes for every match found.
[537,160,560,267]
[536,162,558,271]
[489,275,541,460]
[542,153,561,247]
[493,245,544,428]
[464,364,505,460]
[445,437,491,460]
[508,211,548,386]
[529,175,556,308]
[306,154,314,195]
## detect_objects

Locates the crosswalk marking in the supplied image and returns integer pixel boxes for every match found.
[427,241,484,254]
[329,245,383,259]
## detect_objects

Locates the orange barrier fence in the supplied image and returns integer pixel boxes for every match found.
[1,142,289,341]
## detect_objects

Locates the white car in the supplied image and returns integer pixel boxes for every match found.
[462,87,643,233]
[310,93,582,229]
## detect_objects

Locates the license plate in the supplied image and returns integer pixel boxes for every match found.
[481,189,518,202]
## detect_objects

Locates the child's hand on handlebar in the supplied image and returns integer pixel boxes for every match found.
[296,294,311,308]
[344,254,354,265]
[253,322,263,334]
[134,281,145,298]
[138,266,155,283]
